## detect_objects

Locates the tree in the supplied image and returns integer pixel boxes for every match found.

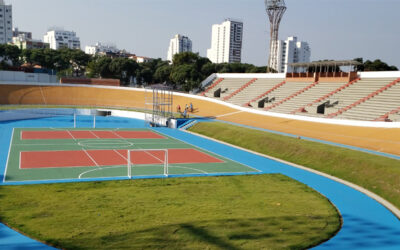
[86,56,112,78]
[154,64,172,83]
[364,59,398,71]
[172,52,200,66]
[354,58,398,72]
[0,44,21,66]
[109,57,139,84]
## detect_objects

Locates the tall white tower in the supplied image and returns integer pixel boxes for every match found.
[207,19,243,64]
[167,34,192,63]
[0,0,12,44]
[265,0,287,72]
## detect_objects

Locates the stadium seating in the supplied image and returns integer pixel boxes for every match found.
[266,81,347,114]
[204,78,254,98]
[260,81,313,110]
[333,78,400,120]
[201,78,224,97]
[228,78,285,106]
[223,78,257,101]
[199,75,400,121]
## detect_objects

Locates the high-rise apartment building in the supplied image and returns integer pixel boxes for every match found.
[43,29,80,50]
[0,0,12,44]
[167,34,192,63]
[274,36,311,73]
[85,42,119,55]
[207,19,243,64]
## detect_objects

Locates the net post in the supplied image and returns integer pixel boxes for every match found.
[164,149,168,177]
[93,115,96,128]
[127,150,131,179]
[73,113,76,128]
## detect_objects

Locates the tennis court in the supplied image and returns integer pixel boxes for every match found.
[4,128,258,183]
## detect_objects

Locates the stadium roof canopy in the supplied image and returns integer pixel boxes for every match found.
[289,60,361,68]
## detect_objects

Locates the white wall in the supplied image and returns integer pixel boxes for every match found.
[0,70,57,83]
[359,71,400,78]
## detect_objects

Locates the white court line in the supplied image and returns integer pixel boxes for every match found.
[3,128,15,182]
[82,149,99,167]
[78,165,123,179]
[169,165,208,174]
[111,130,125,139]
[66,130,76,140]
[89,130,100,139]
[141,150,164,164]
[113,149,128,161]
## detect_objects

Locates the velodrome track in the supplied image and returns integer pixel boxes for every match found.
[1,83,399,156]
[1,83,400,249]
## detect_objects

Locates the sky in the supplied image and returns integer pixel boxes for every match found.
[8,0,400,68]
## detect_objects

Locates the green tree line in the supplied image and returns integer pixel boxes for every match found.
[0,44,397,91]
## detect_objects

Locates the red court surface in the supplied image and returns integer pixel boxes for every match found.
[20,149,224,169]
[21,130,165,140]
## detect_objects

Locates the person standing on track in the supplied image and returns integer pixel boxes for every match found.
[190,102,193,112]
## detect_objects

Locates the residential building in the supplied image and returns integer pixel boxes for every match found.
[207,19,243,64]
[85,42,119,55]
[129,55,153,63]
[0,0,12,44]
[13,27,31,40]
[274,36,311,73]
[11,37,49,49]
[167,34,192,63]
[43,29,80,50]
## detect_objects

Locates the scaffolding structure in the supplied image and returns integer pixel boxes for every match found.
[145,87,173,127]
[265,0,287,73]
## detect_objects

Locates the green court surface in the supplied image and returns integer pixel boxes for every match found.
[4,128,258,182]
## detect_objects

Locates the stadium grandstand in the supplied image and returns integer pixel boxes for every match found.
[199,60,400,122]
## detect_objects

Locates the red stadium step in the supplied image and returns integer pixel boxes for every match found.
[20,148,224,169]
[21,130,165,140]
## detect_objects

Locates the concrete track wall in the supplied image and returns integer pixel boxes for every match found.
[0,83,399,156]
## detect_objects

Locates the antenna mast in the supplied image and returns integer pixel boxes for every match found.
[265,0,287,73]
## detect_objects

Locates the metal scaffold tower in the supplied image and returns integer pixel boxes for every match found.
[265,0,287,73]
[145,87,173,127]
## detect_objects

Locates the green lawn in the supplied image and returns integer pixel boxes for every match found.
[188,122,400,209]
[0,175,340,249]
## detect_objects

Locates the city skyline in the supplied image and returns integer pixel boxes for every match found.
[7,0,400,68]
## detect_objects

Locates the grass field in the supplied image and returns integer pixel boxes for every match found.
[188,122,400,210]
[0,175,340,249]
